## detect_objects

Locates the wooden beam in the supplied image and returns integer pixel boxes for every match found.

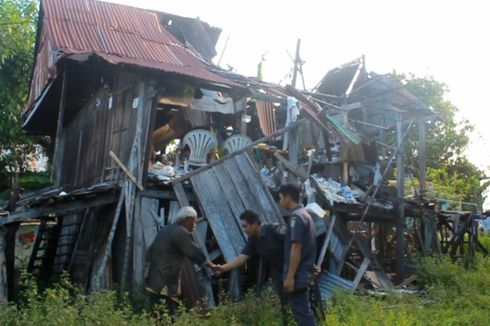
[52,67,68,186]
[418,119,427,194]
[316,214,336,267]
[172,183,190,206]
[109,151,144,191]
[395,116,406,282]
[140,189,179,200]
[2,192,119,225]
[351,257,370,290]
[291,39,301,88]
[273,152,307,181]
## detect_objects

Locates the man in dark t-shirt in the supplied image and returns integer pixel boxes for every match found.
[278,184,317,326]
[217,210,286,295]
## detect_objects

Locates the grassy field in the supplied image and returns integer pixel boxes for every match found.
[1,237,490,325]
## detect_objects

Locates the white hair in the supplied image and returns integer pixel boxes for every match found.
[174,206,197,224]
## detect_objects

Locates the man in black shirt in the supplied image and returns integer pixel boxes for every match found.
[217,210,286,295]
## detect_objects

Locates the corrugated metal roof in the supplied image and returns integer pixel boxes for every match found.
[41,0,234,86]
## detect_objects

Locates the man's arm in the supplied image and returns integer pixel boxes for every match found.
[177,231,208,266]
[218,254,250,274]
[284,242,302,292]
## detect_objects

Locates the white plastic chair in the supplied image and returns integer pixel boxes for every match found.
[182,129,217,167]
[222,134,252,155]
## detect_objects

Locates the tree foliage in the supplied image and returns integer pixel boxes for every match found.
[0,0,45,189]
[393,73,488,208]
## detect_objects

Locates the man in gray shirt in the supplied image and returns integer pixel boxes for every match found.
[144,206,216,313]
[278,184,317,326]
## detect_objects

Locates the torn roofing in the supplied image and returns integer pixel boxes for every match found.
[39,0,234,85]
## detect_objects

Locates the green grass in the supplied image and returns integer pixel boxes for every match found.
[2,240,490,325]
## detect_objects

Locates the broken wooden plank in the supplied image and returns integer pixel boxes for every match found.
[172,182,190,206]
[109,151,144,191]
[351,257,370,290]
[316,214,336,267]
[273,151,307,181]
[94,188,125,287]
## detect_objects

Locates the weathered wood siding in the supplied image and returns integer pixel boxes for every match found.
[60,73,154,189]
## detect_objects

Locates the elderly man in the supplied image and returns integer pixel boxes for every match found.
[278,184,317,326]
[144,206,215,313]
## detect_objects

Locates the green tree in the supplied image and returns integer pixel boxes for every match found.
[0,0,45,191]
[394,73,488,209]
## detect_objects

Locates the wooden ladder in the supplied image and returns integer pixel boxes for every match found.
[27,215,83,282]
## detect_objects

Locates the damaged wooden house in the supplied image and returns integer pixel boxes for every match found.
[2,0,486,306]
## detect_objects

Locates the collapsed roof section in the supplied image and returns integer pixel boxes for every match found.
[312,57,433,138]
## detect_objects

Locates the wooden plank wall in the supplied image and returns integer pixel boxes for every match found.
[186,152,283,262]
[60,72,152,189]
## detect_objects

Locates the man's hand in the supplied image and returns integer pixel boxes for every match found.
[312,265,321,276]
[283,276,295,293]
[213,264,227,276]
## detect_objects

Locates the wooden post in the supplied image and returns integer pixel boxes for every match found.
[395,116,406,282]
[291,39,301,88]
[52,67,68,186]
[0,226,7,301]
[5,223,19,301]
[342,162,349,185]
[287,39,301,168]
[418,119,427,195]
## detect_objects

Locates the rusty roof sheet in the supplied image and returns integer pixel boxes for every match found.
[41,0,234,86]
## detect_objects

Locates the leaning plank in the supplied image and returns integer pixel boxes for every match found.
[353,237,393,289]
[222,159,270,224]
[242,153,283,219]
[190,171,242,261]
[351,257,370,290]
[212,164,247,240]
[109,151,144,191]
[172,182,190,206]
[3,193,119,225]
[93,188,125,288]
[316,214,337,267]
[273,151,307,181]
[233,154,283,224]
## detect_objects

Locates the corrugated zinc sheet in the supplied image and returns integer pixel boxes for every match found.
[317,271,354,299]
[37,0,234,91]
